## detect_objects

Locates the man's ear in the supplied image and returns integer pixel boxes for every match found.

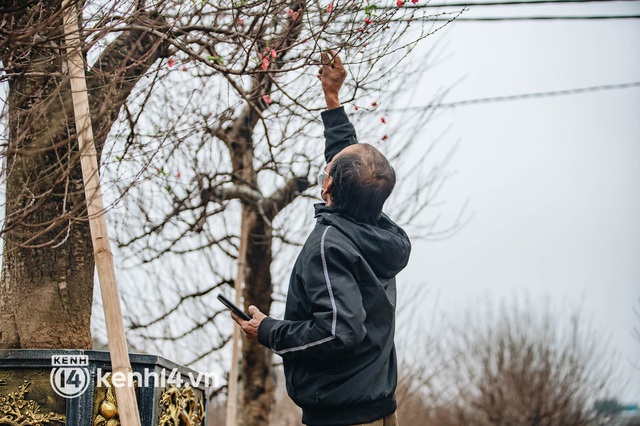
[325,178,334,196]
[321,178,334,205]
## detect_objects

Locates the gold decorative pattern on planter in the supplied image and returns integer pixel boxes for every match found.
[158,385,204,426]
[93,383,120,426]
[0,380,65,425]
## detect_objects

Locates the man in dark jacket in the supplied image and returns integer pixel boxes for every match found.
[232,51,411,426]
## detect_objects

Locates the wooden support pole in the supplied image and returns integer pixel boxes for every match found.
[61,2,141,425]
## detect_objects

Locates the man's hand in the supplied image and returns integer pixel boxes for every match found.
[318,49,346,110]
[230,305,266,344]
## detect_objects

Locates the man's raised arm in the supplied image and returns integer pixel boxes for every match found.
[318,50,358,163]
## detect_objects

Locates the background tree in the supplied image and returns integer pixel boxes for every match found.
[394,286,448,425]
[419,298,615,426]
[1,0,465,424]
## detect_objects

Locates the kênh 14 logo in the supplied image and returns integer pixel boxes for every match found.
[50,354,90,398]
[50,354,219,399]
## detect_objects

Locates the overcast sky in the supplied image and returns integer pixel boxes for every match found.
[397,0,640,401]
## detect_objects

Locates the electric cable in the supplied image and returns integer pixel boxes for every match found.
[384,81,640,110]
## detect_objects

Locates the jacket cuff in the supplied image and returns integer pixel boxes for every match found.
[257,317,278,349]
[321,106,349,128]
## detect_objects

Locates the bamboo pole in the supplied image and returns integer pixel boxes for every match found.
[226,210,249,426]
[61,3,141,426]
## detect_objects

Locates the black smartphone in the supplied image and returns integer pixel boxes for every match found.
[217,293,252,321]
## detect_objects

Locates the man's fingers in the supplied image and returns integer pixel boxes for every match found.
[230,312,240,323]
[321,59,332,75]
[326,49,342,67]
[321,51,330,65]
[248,305,259,317]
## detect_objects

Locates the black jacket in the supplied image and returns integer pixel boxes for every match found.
[257,107,411,425]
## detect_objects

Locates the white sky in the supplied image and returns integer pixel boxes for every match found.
[398,1,640,401]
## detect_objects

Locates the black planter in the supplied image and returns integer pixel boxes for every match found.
[0,349,209,426]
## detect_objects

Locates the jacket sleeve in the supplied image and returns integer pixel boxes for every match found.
[321,106,358,163]
[257,228,366,359]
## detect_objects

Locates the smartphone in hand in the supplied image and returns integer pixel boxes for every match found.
[217,293,252,321]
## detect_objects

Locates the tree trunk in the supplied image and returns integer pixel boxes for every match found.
[241,207,276,426]
[0,1,168,349]
[0,0,94,349]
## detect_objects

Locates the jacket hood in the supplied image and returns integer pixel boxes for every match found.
[314,204,411,278]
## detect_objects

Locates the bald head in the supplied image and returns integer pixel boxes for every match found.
[327,143,396,224]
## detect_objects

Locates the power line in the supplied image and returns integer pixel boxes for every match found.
[376,0,640,9]
[374,0,640,22]
[386,81,640,110]
[394,0,640,8]
[413,14,640,19]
